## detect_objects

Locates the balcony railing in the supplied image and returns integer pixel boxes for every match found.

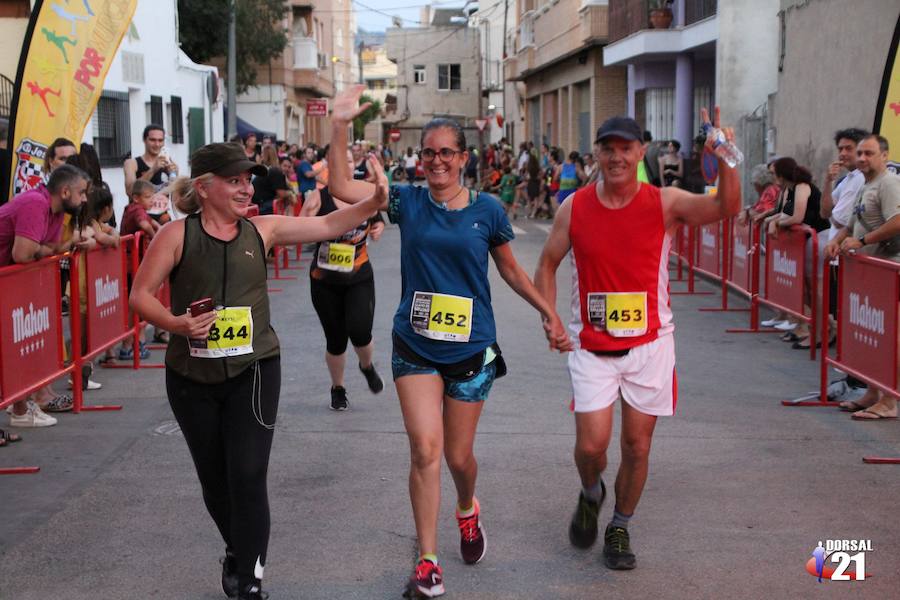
[684,0,716,26]
[608,0,648,43]
[579,3,609,44]
[293,36,318,70]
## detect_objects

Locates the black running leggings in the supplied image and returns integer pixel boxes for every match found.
[310,276,375,355]
[166,357,280,590]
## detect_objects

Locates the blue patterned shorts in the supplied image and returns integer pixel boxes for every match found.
[391,335,498,403]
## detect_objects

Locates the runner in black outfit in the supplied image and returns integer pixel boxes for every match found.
[129,142,382,600]
[300,187,386,410]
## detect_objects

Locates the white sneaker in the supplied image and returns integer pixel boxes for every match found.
[774,321,797,331]
[760,317,781,327]
[67,378,102,390]
[9,401,58,427]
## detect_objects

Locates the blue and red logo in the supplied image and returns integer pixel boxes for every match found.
[806,540,872,582]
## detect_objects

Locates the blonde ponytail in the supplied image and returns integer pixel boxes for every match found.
[164,174,213,214]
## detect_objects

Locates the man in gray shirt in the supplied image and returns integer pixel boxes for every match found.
[825,134,900,419]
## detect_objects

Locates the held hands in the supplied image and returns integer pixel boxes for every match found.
[542,312,572,353]
[174,310,218,340]
[332,84,372,123]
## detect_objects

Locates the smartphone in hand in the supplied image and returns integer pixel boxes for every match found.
[188,297,214,316]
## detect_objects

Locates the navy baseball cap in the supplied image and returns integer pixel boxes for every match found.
[595,117,643,143]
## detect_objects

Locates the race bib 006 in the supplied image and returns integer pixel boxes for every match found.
[410,291,473,342]
[317,242,355,272]
[189,306,254,358]
[587,292,647,337]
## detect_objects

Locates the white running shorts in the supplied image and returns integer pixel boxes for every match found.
[568,334,677,416]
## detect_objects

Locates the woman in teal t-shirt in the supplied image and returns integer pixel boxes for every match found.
[327,85,571,599]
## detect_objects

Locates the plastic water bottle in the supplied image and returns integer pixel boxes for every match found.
[701,123,743,168]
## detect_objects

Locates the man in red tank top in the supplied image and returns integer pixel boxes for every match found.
[534,109,741,571]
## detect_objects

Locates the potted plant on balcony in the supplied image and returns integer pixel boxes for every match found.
[649,0,674,29]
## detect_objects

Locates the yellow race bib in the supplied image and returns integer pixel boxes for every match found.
[317,242,355,273]
[587,292,648,337]
[410,291,473,342]
[189,306,254,358]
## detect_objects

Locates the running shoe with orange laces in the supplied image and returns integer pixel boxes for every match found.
[403,557,445,598]
[455,497,487,564]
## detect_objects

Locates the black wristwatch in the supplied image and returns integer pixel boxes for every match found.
[857,233,867,245]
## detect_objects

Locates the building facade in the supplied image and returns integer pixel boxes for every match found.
[508,0,627,156]
[770,0,899,177]
[357,31,398,143]
[236,0,355,146]
[470,0,523,145]
[385,7,481,152]
[603,0,780,184]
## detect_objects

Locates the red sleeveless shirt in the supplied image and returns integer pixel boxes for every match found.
[568,182,673,351]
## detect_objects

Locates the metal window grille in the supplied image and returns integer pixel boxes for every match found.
[93,91,131,167]
[149,95,163,126]
[170,96,184,143]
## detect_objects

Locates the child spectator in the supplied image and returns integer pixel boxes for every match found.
[499,165,519,218]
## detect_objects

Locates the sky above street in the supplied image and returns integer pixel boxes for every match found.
[352,0,467,32]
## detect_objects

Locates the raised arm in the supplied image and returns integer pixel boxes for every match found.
[254,159,386,249]
[663,107,741,228]
[328,85,378,205]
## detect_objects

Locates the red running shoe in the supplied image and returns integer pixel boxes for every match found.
[403,558,445,598]
[456,497,487,564]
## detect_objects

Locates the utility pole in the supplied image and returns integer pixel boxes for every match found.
[227,0,237,140]
[358,41,365,84]
[475,24,484,183]
[501,0,509,144]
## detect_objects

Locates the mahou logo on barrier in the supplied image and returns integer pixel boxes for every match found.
[11,302,50,355]
[697,223,720,274]
[730,220,751,290]
[841,257,897,387]
[85,247,126,351]
[766,230,805,313]
[0,262,61,399]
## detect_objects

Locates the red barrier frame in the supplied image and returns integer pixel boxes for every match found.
[724,219,780,334]
[759,225,819,363]
[0,255,70,475]
[821,254,900,463]
[695,219,751,314]
[69,238,138,412]
[98,233,166,371]
[670,226,714,296]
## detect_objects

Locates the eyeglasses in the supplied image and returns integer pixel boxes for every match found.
[421,147,461,162]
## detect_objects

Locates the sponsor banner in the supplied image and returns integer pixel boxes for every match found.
[840,256,898,389]
[696,222,720,276]
[874,17,898,161]
[766,228,805,314]
[729,218,752,291]
[0,261,62,401]
[6,0,139,198]
[85,245,126,352]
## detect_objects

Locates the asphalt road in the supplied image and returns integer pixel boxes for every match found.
[1,215,898,599]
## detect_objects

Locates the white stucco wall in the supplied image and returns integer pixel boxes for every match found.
[716,0,780,126]
[90,0,223,223]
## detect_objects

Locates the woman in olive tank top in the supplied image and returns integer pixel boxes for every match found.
[129,143,383,600]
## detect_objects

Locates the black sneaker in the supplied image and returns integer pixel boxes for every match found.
[238,583,268,600]
[569,481,605,549]
[359,362,385,394]
[220,552,238,598]
[330,386,349,411]
[402,558,444,598]
[603,524,636,570]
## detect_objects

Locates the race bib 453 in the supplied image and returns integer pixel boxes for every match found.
[587,292,647,337]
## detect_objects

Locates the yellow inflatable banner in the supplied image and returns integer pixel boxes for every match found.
[5,0,138,199]
[875,15,899,171]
